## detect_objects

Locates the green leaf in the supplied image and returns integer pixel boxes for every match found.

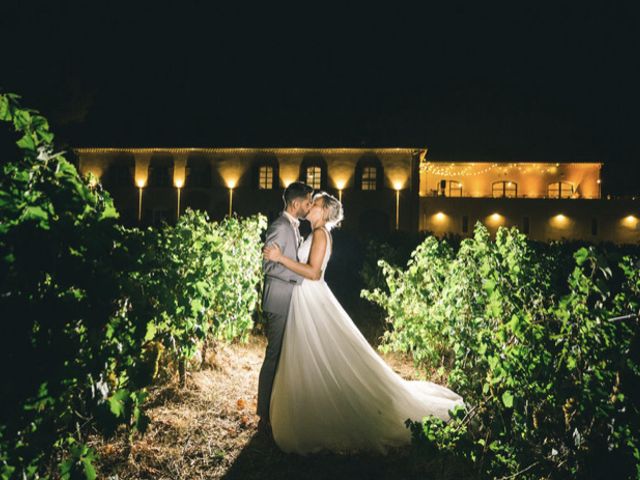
[574,247,589,266]
[108,389,129,418]
[16,132,36,150]
[82,457,97,480]
[1,464,16,480]
[0,95,10,121]
[22,205,50,228]
[100,201,119,220]
[501,390,514,408]
[144,321,157,341]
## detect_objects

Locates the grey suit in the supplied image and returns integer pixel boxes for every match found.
[257,213,304,419]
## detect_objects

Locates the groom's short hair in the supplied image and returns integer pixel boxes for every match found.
[283,182,313,206]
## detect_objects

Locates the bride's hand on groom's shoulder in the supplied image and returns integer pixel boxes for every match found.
[263,243,282,263]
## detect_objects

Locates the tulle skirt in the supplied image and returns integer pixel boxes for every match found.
[269,278,464,455]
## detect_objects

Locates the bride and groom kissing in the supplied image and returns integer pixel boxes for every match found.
[256,182,464,455]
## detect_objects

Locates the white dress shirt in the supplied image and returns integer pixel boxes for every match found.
[283,211,302,247]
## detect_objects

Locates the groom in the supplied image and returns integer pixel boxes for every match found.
[257,181,313,433]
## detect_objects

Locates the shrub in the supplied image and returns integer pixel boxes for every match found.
[363,222,640,479]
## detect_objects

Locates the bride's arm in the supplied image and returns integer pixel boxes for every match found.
[263,228,327,281]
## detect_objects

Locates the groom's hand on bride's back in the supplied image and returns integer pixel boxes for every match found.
[263,243,282,263]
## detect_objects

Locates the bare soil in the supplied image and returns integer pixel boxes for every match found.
[89,303,472,479]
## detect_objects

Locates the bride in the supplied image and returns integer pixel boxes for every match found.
[262,191,464,455]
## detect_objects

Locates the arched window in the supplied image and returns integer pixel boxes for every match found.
[252,156,279,190]
[362,166,377,190]
[306,166,322,189]
[185,157,212,188]
[259,166,274,189]
[103,158,134,188]
[299,156,327,190]
[438,179,462,197]
[492,180,518,198]
[548,181,574,199]
[355,156,384,191]
[148,156,173,187]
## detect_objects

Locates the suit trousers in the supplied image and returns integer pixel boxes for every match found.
[257,309,288,419]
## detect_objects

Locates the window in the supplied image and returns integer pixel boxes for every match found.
[362,166,377,190]
[253,157,279,190]
[259,165,274,189]
[462,215,469,233]
[445,180,462,197]
[148,166,171,187]
[356,156,383,191]
[306,166,322,189]
[185,161,211,188]
[439,180,462,197]
[299,156,327,190]
[104,163,133,188]
[148,157,173,187]
[492,181,518,198]
[548,181,574,199]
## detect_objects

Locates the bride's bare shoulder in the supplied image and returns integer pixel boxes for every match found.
[311,227,327,241]
[312,227,332,248]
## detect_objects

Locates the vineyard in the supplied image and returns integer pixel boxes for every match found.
[0,93,265,479]
[363,224,640,479]
[1,91,639,480]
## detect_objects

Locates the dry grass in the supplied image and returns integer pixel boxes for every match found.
[88,304,472,480]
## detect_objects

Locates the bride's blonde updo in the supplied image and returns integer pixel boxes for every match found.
[313,191,344,231]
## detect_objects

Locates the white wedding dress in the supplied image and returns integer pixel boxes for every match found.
[269,229,464,455]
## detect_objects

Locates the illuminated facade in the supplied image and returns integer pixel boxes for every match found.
[74,148,420,235]
[73,148,640,244]
[419,160,638,244]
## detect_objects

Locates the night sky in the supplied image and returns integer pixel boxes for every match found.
[2,3,639,194]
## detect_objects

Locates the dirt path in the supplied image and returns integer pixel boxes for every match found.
[90,307,471,479]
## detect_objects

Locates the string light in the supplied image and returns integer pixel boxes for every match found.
[419,161,602,177]
[420,163,499,176]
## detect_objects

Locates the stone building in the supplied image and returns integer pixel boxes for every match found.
[73,148,639,244]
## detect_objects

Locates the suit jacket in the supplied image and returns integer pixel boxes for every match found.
[261,213,304,316]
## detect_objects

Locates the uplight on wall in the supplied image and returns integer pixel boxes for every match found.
[486,212,504,227]
[136,178,146,222]
[394,182,403,230]
[335,179,346,203]
[227,179,236,216]
[175,178,184,219]
[622,215,638,229]
[550,213,569,229]
[282,176,296,188]
[433,212,448,226]
[86,172,99,188]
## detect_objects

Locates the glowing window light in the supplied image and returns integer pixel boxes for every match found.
[361,166,377,190]
[258,166,274,190]
[306,166,322,189]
